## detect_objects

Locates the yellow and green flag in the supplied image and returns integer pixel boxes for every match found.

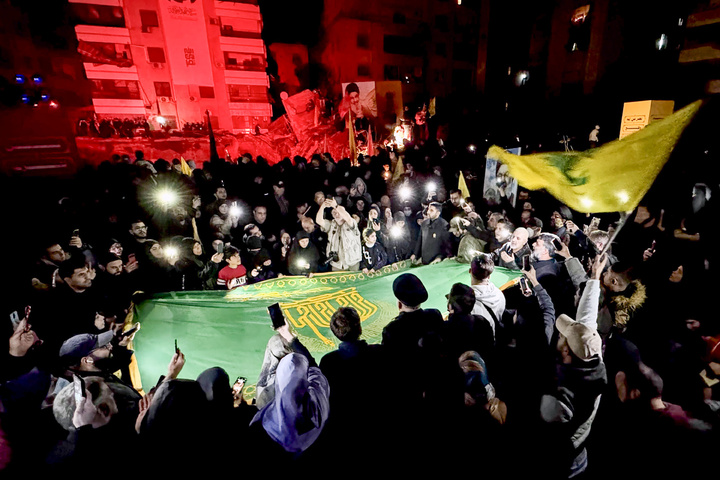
[486,100,702,213]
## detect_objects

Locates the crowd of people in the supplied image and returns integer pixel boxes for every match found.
[2,141,719,477]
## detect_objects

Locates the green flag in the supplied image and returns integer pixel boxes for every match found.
[131,261,522,396]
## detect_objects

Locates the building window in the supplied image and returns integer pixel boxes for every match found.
[357,64,370,77]
[384,65,400,80]
[435,43,447,57]
[90,79,141,99]
[78,42,133,66]
[393,13,406,24]
[147,47,166,63]
[357,33,370,49]
[140,10,159,28]
[199,86,215,99]
[227,84,267,103]
[154,82,172,98]
[69,4,125,28]
[223,51,265,71]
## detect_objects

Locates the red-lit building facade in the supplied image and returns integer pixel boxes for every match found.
[69,0,272,134]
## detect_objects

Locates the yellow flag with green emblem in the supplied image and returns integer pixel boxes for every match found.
[486,100,702,213]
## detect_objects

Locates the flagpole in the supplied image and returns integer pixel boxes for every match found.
[600,211,629,256]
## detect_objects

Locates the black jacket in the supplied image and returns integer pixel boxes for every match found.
[414,217,451,264]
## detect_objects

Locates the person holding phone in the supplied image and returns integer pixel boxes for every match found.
[255,304,319,409]
[315,196,362,271]
[491,227,530,270]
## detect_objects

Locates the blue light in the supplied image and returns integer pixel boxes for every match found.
[15,74,25,84]
[32,75,42,84]
[21,94,30,103]
[41,93,49,101]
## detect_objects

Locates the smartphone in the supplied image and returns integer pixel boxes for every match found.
[522,254,531,271]
[267,303,286,329]
[552,237,563,251]
[73,375,86,405]
[175,339,179,354]
[215,242,224,254]
[10,311,20,331]
[651,240,656,252]
[72,229,80,237]
[519,277,531,294]
[232,376,246,395]
[120,322,141,338]
[128,253,137,264]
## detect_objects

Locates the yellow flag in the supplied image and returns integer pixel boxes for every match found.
[458,170,471,199]
[180,157,193,176]
[429,97,436,118]
[486,100,702,213]
[347,115,357,165]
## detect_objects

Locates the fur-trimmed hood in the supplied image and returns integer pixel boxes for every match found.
[609,280,646,327]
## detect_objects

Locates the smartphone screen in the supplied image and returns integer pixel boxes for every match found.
[73,375,86,404]
[522,254,531,271]
[232,376,246,395]
[215,242,224,254]
[552,238,563,251]
[175,339,179,354]
[267,303,286,329]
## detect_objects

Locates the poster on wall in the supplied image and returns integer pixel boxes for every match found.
[483,147,519,207]
[339,81,378,137]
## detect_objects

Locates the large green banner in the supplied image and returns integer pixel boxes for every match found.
[132,260,522,396]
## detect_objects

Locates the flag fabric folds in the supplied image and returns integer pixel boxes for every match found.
[486,100,702,213]
[347,113,357,165]
[180,157,193,176]
[131,261,522,394]
[458,171,471,200]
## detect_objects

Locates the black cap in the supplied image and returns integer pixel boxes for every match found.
[445,283,476,315]
[247,236,263,250]
[393,273,428,307]
[296,231,310,240]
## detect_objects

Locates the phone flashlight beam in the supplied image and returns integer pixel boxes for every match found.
[156,188,178,207]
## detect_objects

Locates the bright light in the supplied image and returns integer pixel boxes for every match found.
[40,93,49,101]
[468,144,476,153]
[157,188,178,206]
[15,74,25,84]
[580,196,594,209]
[617,190,630,204]
[383,171,391,180]
[164,246,179,259]
[157,116,166,125]
[655,34,668,51]
[21,94,30,104]
[229,204,242,217]
[399,185,412,200]
[296,260,310,269]
[426,181,437,192]
[32,75,42,84]
[391,225,403,238]
[49,100,59,108]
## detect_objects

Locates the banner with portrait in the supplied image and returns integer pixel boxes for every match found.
[483,147,519,207]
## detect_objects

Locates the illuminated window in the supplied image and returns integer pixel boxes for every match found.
[154,82,172,98]
[147,47,166,63]
[199,86,215,99]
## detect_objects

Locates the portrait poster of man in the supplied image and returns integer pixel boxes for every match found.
[483,147,519,207]
[339,81,378,143]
